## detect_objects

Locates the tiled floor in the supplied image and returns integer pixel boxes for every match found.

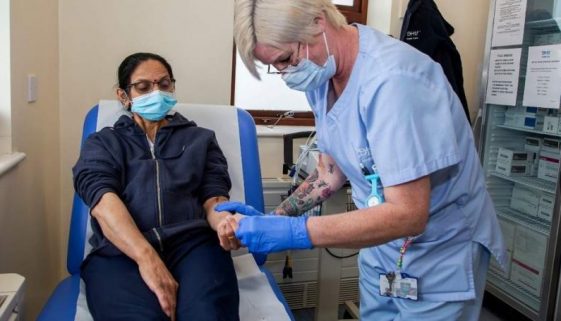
[292,293,532,321]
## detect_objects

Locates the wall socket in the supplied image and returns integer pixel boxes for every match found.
[27,74,37,103]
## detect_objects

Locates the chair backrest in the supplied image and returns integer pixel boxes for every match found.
[67,100,264,274]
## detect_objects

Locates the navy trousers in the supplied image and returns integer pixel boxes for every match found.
[81,228,240,321]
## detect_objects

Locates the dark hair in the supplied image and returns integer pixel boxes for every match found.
[117,52,174,93]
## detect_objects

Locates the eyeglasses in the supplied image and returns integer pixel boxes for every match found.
[267,43,302,74]
[127,77,176,94]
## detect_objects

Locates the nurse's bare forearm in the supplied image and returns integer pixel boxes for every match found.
[91,192,157,263]
[276,154,346,216]
[275,169,328,215]
[306,177,430,248]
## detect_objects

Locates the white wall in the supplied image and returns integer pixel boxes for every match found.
[0,0,11,154]
[0,0,61,318]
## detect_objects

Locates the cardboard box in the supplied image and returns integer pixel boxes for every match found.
[542,138,561,154]
[496,163,531,176]
[504,107,547,130]
[510,184,540,217]
[538,151,560,183]
[495,148,534,176]
[524,137,542,154]
[538,194,555,222]
[544,116,560,134]
[511,227,548,297]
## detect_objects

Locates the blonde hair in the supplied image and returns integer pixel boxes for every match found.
[234,0,347,78]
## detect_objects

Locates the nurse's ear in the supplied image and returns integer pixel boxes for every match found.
[313,13,327,33]
[116,88,131,110]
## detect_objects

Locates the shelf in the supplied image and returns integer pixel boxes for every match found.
[486,269,540,319]
[526,18,561,33]
[496,124,561,138]
[496,207,551,236]
[489,171,557,194]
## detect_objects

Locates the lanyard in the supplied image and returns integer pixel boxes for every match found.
[396,237,414,271]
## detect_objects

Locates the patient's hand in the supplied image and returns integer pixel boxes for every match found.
[215,213,242,251]
[138,252,178,321]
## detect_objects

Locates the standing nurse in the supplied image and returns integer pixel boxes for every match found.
[217,0,507,320]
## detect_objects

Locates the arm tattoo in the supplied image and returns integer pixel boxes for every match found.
[276,169,334,216]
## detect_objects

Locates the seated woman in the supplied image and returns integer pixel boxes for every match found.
[73,52,240,321]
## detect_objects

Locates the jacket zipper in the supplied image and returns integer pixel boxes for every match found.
[149,139,164,252]
[152,228,164,253]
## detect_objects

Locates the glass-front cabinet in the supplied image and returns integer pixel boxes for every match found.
[479,0,561,320]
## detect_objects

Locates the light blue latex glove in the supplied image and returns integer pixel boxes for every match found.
[236,215,313,254]
[214,201,313,254]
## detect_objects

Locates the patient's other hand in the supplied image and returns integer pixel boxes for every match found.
[138,252,178,321]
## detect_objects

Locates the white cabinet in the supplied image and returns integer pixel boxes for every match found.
[0,274,25,321]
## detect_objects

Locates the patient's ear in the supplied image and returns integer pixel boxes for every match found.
[116,88,131,109]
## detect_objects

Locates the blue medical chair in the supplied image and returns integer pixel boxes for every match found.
[38,101,294,321]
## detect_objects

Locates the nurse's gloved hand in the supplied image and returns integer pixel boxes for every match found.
[236,215,313,254]
[214,201,265,217]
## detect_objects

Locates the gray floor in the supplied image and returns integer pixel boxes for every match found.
[292,307,508,321]
[479,307,506,321]
[291,294,528,321]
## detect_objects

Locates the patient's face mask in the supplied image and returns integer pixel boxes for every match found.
[131,90,177,121]
[281,32,336,92]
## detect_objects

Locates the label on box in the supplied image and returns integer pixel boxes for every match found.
[498,147,533,162]
[538,194,555,222]
[544,116,560,134]
[538,155,560,183]
[511,259,543,297]
[525,137,542,154]
[542,138,561,154]
[511,227,548,297]
[497,163,530,176]
[510,197,539,216]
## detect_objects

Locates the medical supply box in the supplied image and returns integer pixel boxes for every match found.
[495,147,534,176]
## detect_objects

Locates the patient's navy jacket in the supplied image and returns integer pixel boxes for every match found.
[400,0,471,124]
[73,112,231,255]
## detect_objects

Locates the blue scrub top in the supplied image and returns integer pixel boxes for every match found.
[306,25,506,302]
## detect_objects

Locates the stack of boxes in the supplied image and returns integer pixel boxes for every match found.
[510,184,540,217]
[495,147,535,177]
[537,137,560,184]
[490,218,549,296]
[494,135,558,222]
[510,227,548,297]
[493,106,559,295]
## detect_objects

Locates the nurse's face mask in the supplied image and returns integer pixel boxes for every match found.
[280,32,337,92]
[127,77,177,121]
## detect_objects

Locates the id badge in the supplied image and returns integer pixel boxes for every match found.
[379,272,418,301]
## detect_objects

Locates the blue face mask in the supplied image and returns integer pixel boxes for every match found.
[281,32,337,92]
[131,90,177,121]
